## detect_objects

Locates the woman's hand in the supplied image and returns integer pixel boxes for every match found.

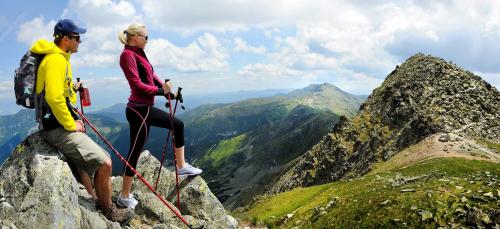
[162,81,173,94]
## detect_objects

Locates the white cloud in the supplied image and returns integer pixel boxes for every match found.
[13,0,500,96]
[233,37,266,54]
[238,63,303,78]
[16,16,55,46]
[16,0,138,68]
[82,76,128,89]
[62,0,143,67]
[140,0,373,33]
[63,0,140,26]
[232,0,500,89]
[16,0,231,72]
[147,33,229,73]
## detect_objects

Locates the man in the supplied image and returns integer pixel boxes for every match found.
[31,19,134,223]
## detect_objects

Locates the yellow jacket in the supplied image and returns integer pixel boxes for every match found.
[31,39,77,131]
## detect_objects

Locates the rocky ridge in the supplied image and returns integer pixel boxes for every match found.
[271,54,500,193]
[0,133,237,228]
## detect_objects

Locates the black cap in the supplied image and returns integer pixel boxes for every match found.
[54,19,86,36]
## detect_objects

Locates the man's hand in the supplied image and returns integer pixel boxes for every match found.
[75,120,86,132]
[74,82,83,92]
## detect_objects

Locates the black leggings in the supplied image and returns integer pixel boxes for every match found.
[123,105,184,176]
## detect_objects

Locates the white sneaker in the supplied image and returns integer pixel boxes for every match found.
[177,163,203,176]
[117,193,139,209]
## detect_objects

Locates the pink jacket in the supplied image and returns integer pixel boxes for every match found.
[120,45,163,106]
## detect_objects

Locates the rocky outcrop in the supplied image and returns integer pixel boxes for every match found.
[0,133,237,228]
[271,54,500,193]
[114,150,237,228]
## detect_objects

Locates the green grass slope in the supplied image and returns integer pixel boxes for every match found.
[237,157,499,228]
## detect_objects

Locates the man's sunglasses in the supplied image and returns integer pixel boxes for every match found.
[67,35,81,42]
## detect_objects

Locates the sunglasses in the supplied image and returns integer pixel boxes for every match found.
[67,35,81,42]
[138,34,148,41]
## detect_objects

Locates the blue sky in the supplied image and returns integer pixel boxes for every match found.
[1,0,499,115]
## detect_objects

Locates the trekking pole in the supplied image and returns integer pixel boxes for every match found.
[73,108,202,229]
[154,85,184,189]
[163,79,182,209]
[154,89,178,189]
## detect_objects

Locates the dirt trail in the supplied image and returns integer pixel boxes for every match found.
[372,132,499,173]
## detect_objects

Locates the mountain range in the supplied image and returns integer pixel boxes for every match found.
[1,53,498,227]
[0,83,365,211]
[238,53,499,228]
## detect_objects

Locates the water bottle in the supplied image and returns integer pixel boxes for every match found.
[81,87,91,107]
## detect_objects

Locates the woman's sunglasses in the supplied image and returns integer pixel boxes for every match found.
[138,34,148,41]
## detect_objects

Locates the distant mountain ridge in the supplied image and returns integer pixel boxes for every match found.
[182,83,365,209]
[0,88,302,166]
[0,109,37,164]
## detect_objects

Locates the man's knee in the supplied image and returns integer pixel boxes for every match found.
[101,158,112,171]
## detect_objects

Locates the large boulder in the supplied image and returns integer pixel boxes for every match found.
[0,133,119,229]
[112,150,237,228]
[0,133,237,229]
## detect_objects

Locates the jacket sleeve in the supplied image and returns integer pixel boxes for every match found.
[153,72,163,87]
[43,57,76,131]
[120,52,159,95]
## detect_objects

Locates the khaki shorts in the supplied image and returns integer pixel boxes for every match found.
[42,127,110,176]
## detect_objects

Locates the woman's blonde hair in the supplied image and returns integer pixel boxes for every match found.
[118,23,146,45]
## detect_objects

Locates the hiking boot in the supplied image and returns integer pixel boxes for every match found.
[104,205,134,224]
[178,163,203,176]
[117,193,139,209]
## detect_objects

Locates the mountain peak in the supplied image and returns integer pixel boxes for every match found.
[290,82,343,95]
[285,82,364,117]
[271,54,499,193]
[365,53,499,134]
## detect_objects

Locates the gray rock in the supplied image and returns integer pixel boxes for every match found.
[420,210,433,222]
[438,134,450,142]
[381,200,391,206]
[483,192,494,199]
[0,133,84,228]
[132,151,237,228]
[0,135,237,229]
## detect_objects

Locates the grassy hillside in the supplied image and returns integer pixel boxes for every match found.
[201,134,246,168]
[237,157,499,228]
[199,105,340,208]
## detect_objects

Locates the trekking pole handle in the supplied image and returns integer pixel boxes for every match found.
[165,79,171,108]
[76,78,83,92]
[177,87,183,103]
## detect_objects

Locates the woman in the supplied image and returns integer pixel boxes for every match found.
[117,23,202,209]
